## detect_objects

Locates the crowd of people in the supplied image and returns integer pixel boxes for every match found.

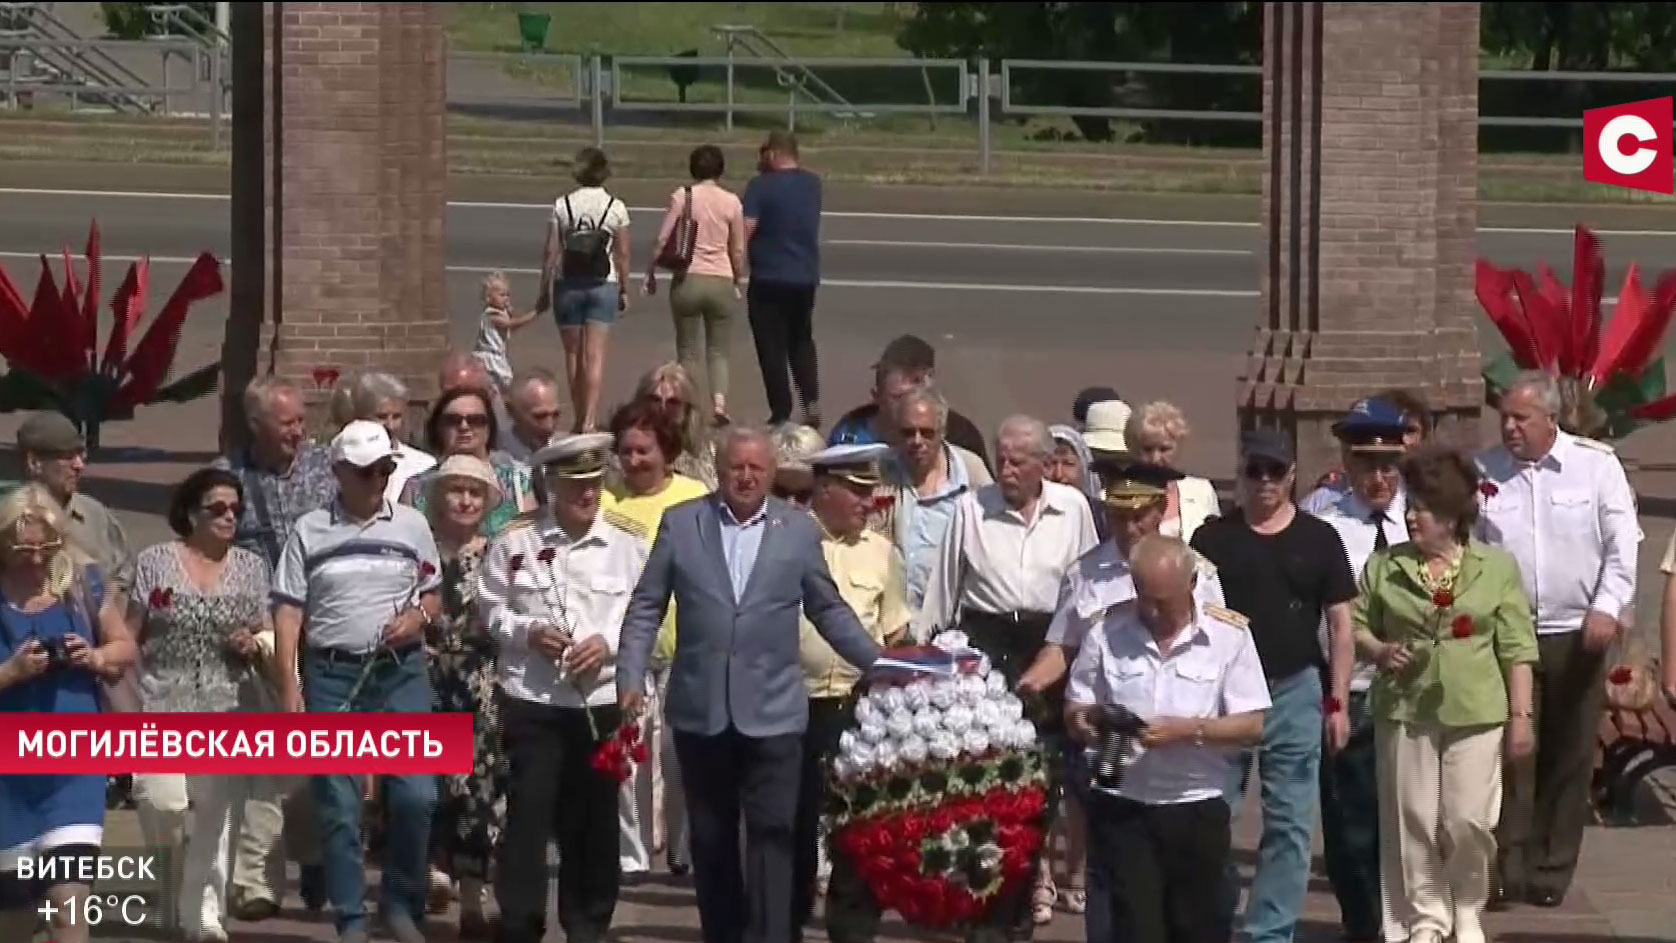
[0,126,1653,943]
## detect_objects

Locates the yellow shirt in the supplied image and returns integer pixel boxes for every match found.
[800,523,912,698]
[610,473,710,663]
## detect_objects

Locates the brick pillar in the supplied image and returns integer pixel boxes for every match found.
[220,2,448,449]
[1238,2,1483,487]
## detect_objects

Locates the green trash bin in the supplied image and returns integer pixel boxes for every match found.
[518,12,551,52]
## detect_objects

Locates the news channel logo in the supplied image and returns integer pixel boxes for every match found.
[1583,97,1676,196]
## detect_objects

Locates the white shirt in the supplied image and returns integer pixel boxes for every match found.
[385,444,437,505]
[473,307,514,389]
[913,480,1099,638]
[1067,604,1271,805]
[1475,432,1640,634]
[1046,541,1225,649]
[1311,486,1408,691]
[551,186,632,283]
[476,507,650,707]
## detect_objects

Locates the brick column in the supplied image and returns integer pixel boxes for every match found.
[220,2,448,448]
[1238,2,1483,486]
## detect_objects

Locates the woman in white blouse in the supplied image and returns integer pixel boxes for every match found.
[1125,401,1218,541]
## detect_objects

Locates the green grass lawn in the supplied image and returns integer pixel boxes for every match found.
[448,2,908,57]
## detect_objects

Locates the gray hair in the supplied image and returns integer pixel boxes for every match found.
[327,371,408,429]
[508,367,560,400]
[895,384,949,432]
[242,376,301,429]
[716,425,777,471]
[1129,533,1199,582]
[1503,370,1563,417]
[995,414,1054,460]
[770,423,825,471]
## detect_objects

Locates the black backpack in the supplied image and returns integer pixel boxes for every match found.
[561,194,617,280]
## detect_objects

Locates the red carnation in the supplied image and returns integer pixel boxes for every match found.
[871,493,895,513]
[1432,589,1454,609]
[901,813,929,843]
[508,553,524,574]
[1610,665,1635,685]
[418,561,435,579]
[537,546,557,564]
[1019,785,1047,818]
[631,742,649,764]
[148,587,172,610]
[1479,480,1499,498]
[1451,614,1474,638]
[928,808,959,835]
[622,722,641,741]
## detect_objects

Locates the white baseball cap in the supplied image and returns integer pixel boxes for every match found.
[329,420,399,467]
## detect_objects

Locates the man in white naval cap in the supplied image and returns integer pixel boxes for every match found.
[475,432,653,943]
[795,443,912,940]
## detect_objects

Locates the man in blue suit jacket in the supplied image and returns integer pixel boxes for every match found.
[619,426,882,943]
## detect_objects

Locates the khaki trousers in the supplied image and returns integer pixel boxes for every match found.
[1376,720,1503,943]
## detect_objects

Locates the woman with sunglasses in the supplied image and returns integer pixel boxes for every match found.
[404,388,535,537]
[127,468,274,941]
[607,400,710,879]
[632,362,718,490]
[0,484,137,943]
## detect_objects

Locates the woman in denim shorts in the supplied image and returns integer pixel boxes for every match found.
[539,147,631,433]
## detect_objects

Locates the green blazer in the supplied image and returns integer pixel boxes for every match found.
[1353,539,1538,728]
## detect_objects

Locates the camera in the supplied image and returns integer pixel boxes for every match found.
[1090,704,1148,792]
[36,636,72,672]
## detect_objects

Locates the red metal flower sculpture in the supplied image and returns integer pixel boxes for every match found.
[0,220,224,450]
[1477,224,1676,441]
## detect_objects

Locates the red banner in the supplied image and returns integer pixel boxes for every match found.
[0,713,474,775]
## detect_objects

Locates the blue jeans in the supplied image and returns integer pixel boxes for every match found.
[1224,665,1322,943]
[303,646,437,933]
[555,280,620,326]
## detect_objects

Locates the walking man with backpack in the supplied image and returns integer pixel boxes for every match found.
[539,147,632,434]
[744,131,824,428]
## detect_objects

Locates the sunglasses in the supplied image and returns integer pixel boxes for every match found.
[201,501,243,518]
[898,425,937,441]
[442,413,490,429]
[354,462,397,479]
[1243,460,1290,482]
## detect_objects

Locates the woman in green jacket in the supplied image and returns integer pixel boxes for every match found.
[1352,445,1537,943]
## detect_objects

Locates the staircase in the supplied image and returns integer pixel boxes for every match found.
[711,24,873,120]
[0,2,159,113]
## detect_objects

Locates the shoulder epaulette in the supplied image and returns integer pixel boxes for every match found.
[503,510,539,533]
[1203,604,1249,629]
[1574,436,1616,454]
[603,508,650,540]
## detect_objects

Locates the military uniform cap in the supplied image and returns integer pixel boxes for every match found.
[1099,460,1186,510]
[532,432,614,479]
[1332,398,1408,454]
[809,442,889,487]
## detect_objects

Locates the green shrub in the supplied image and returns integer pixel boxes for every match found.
[99,2,216,39]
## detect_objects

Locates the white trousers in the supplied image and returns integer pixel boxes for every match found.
[178,774,245,936]
[1375,720,1503,943]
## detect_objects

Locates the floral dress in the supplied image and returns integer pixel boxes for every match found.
[426,541,507,882]
[130,544,271,713]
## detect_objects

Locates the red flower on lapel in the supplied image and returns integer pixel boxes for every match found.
[147,587,172,610]
[871,493,895,514]
[1432,589,1454,609]
[418,561,435,579]
[1451,614,1474,638]
[537,546,557,564]
[1479,480,1499,498]
[508,553,524,574]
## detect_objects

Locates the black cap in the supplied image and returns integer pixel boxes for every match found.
[1072,386,1122,425]
[1240,428,1294,466]
[875,334,936,371]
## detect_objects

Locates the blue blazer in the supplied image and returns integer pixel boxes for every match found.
[618,495,881,738]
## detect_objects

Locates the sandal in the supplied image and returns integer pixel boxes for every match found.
[1060,884,1087,915]
[1032,875,1056,925]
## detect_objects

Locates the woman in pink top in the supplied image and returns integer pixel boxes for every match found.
[645,145,748,426]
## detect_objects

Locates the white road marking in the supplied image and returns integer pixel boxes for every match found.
[0,250,1256,297]
[824,239,1251,255]
[3,186,1673,235]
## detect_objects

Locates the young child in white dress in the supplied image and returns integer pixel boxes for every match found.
[472,270,538,394]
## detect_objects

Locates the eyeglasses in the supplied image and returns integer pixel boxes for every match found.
[1243,461,1289,482]
[442,413,489,429]
[898,426,937,441]
[201,501,243,518]
[355,462,396,479]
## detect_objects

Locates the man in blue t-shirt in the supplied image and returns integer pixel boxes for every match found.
[743,130,824,427]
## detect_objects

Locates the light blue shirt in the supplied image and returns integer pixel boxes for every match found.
[886,444,973,611]
[718,498,769,601]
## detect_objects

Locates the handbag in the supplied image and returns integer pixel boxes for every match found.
[655,186,698,272]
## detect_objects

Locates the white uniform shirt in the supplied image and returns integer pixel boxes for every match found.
[1475,432,1640,634]
[1311,486,1408,692]
[913,480,1099,638]
[551,186,632,283]
[476,507,650,707]
[1067,604,1271,805]
[1046,541,1226,649]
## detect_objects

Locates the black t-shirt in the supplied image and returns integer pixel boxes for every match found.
[830,403,993,473]
[1189,510,1356,681]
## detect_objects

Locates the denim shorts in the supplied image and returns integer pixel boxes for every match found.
[554,280,620,327]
